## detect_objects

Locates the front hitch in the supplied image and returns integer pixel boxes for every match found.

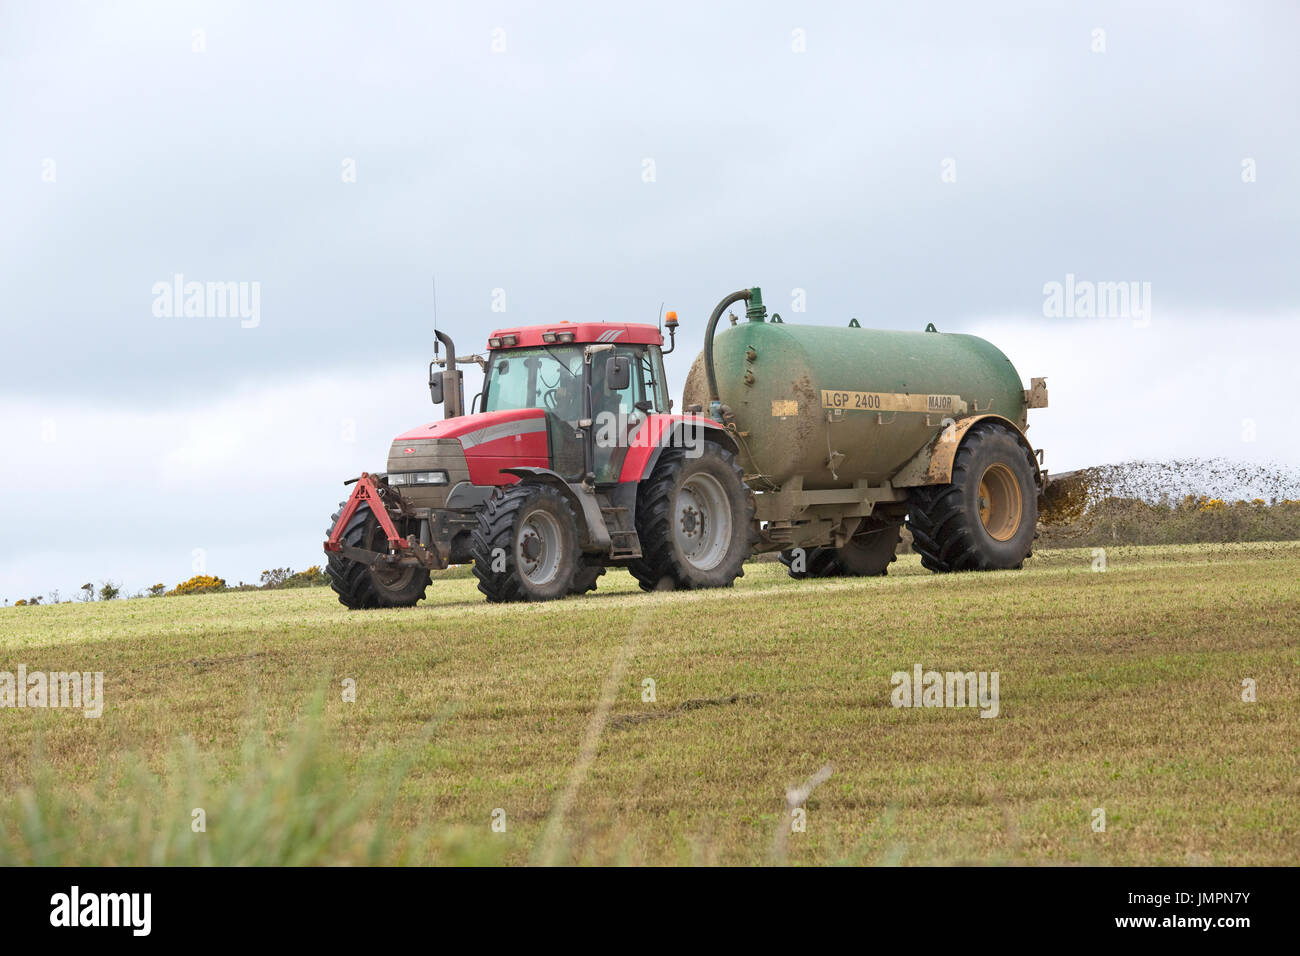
[324,472,442,569]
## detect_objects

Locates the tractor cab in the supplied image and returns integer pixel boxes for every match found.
[425,321,675,484]
[477,323,671,482]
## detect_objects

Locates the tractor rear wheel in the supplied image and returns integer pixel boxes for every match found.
[906,422,1037,573]
[471,483,581,602]
[628,442,756,592]
[326,503,431,609]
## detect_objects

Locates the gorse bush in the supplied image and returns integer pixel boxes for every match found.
[169,575,227,596]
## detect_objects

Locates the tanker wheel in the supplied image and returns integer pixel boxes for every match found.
[628,442,757,592]
[326,503,431,609]
[835,518,904,576]
[779,519,902,579]
[569,557,606,595]
[778,547,841,579]
[906,423,1037,573]
[471,483,580,602]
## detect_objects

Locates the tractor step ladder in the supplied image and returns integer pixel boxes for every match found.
[600,506,642,560]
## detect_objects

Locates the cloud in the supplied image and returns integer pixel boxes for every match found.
[968,310,1300,473]
[3,1,1298,405]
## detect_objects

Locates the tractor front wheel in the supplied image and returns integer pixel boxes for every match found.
[326,503,431,609]
[471,483,581,602]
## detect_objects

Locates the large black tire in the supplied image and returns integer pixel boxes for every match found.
[779,519,902,579]
[778,546,841,579]
[906,423,1038,573]
[326,503,431,609]
[569,557,606,596]
[628,442,757,592]
[471,483,581,603]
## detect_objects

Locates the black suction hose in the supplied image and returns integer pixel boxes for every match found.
[703,289,752,403]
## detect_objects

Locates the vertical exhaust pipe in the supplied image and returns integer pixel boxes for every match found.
[433,329,465,419]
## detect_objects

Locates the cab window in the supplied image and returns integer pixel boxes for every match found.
[483,347,584,420]
[591,346,649,420]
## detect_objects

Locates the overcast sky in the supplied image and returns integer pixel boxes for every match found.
[2,0,1298,601]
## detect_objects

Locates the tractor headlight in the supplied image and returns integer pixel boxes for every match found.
[389,471,449,486]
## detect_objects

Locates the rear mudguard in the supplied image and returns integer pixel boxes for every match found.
[617,414,738,483]
[892,414,1042,489]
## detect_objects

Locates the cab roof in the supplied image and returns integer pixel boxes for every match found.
[486,322,663,350]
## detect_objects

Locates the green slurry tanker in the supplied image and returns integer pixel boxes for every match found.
[324,286,1049,606]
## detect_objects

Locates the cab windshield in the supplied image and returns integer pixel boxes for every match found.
[483,345,666,421]
[483,346,585,419]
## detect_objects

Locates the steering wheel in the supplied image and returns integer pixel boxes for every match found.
[543,389,560,411]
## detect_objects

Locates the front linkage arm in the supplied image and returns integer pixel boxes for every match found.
[324,472,441,570]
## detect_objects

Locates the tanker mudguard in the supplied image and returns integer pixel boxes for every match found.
[617,414,736,483]
[892,414,1041,488]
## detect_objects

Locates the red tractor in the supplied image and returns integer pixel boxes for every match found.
[324,311,755,606]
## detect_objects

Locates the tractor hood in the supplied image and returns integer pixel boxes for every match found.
[393,407,547,449]
[390,408,550,488]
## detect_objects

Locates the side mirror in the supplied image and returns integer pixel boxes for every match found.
[605,356,631,391]
[429,369,444,404]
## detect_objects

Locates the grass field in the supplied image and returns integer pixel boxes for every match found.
[2,542,1298,866]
